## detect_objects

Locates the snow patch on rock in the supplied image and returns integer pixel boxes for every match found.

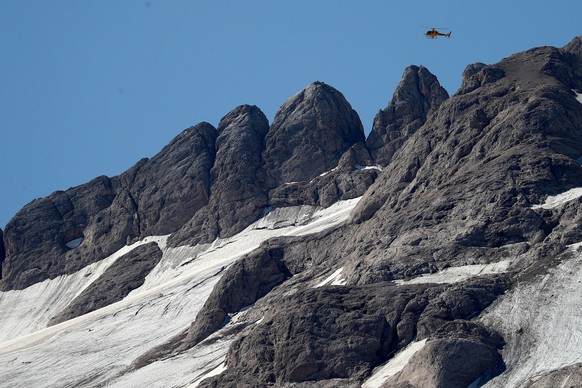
[394,260,512,285]
[532,187,582,210]
[362,339,428,388]
[64,237,84,249]
[355,164,383,172]
[0,197,362,387]
[0,236,167,343]
[481,244,582,387]
[314,267,347,287]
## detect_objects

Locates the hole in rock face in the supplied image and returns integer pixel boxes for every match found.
[63,230,85,249]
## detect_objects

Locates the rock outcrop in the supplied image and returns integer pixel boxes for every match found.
[1,122,216,290]
[170,105,270,246]
[263,82,366,186]
[48,242,163,325]
[268,142,379,208]
[366,65,449,165]
[347,39,582,284]
[386,338,504,388]
[199,276,507,387]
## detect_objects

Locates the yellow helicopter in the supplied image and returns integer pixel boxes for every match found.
[425,27,451,39]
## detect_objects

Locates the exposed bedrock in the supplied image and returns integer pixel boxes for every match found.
[345,39,582,285]
[48,242,162,325]
[263,81,366,187]
[1,122,216,290]
[199,275,508,387]
[169,105,270,246]
[268,142,379,208]
[386,338,504,388]
[132,243,291,369]
[366,65,449,166]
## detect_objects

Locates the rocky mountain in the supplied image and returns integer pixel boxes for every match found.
[1,37,582,388]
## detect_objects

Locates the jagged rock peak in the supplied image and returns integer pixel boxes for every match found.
[366,65,449,165]
[564,35,582,55]
[1,121,218,291]
[168,105,270,246]
[210,104,270,236]
[215,105,268,137]
[263,81,365,186]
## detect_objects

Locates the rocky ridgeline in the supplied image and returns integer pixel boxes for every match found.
[1,37,582,387]
[2,69,442,291]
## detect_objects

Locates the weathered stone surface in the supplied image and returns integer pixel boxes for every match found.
[179,245,290,350]
[200,38,582,387]
[121,122,217,238]
[268,142,378,208]
[130,243,291,370]
[4,37,582,388]
[169,105,270,246]
[48,242,162,325]
[366,65,449,165]
[263,82,365,186]
[200,276,506,387]
[1,176,124,291]
[521,363,582,388]
[346,39,582,285]
[386,338,504,388]
[1,122,216,290]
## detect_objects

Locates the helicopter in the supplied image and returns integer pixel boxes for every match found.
[425,28,451,39]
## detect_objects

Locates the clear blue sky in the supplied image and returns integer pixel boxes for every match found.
[1,0,580,228]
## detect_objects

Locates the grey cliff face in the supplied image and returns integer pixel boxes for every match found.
[268,142,379,208]
[1,122,216,290]
[263,81,366,186]
[366,65,449,165]
[169,105,270,246]
[119,121,217,238]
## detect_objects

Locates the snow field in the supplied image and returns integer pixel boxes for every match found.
[314,267,347,287]
[394,260,513,285]
[0,197,361,387]
[531,187,582,210]
[362,339,428,388]
[0,235,167,344]
[481,243,582,387]
[575,90,582,104]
